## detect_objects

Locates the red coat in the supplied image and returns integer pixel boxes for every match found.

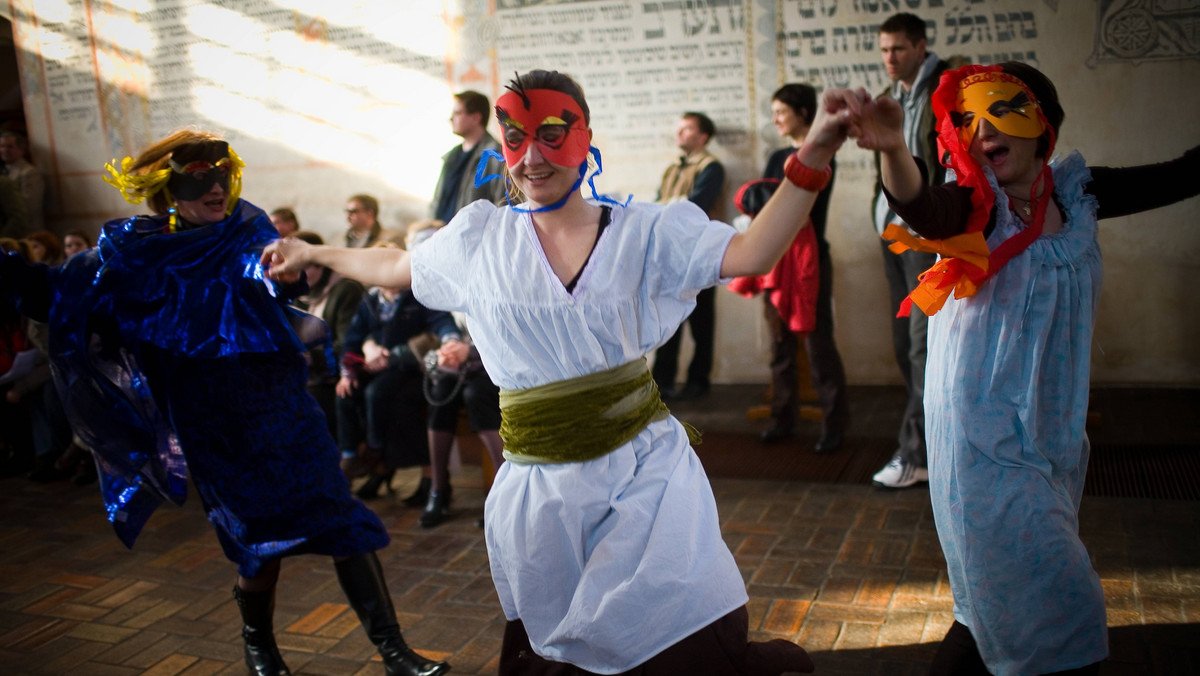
[727,223,819,333]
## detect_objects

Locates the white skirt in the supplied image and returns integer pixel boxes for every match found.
[485,416,748,674]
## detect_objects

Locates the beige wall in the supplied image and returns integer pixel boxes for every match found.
[8,0,1199,385]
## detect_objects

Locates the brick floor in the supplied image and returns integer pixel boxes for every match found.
[1,386,1198,675]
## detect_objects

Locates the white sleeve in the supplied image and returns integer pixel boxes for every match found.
[642,200,736,302]
[409,200,496,313]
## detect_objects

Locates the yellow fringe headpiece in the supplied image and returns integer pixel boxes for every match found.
[102,144,246,223]
[102,157,170,206]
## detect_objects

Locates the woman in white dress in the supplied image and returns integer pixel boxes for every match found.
[264,70,855,675]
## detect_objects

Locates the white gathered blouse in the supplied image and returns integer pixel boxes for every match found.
[411,199,746,672]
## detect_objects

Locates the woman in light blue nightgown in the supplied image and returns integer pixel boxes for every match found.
[855,61,1200,675]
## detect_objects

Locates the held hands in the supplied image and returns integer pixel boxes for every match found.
[850,95,905,154]
[436,339,470,370]
[807,87,907,156]
[261,237,313,283]
[362,340,390,374]
[808,87,869,151]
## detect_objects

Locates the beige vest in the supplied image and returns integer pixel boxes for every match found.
[657,149,720,216]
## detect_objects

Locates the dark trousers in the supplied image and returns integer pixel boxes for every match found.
[881,239,936,466]
[30,380,72,459]
[336,369,428,469]
[768,251,848,436]
[0,383,33,466]
[930,621,1102,676]
[499,605,813,675]
[308,380,337,438]
[427,368,501,432]
[652,286,715,391]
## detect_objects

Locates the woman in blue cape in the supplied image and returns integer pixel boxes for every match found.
[0,130,448,676]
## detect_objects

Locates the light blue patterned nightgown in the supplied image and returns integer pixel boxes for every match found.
[925,151,1108,675]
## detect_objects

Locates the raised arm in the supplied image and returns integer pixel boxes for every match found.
[1089,145,1200,219]
[262,238,412,290]
[720,88,858,278]
[853,94,924,204]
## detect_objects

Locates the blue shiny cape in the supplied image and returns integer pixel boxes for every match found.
[48,200,328,547]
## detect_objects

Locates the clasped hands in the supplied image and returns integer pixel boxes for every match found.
[808,87,907,156]
[261,236,310,284]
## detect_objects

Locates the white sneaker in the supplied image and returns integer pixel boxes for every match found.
[872,455,928,489]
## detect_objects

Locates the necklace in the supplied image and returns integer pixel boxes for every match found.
[1005,191,1032,218]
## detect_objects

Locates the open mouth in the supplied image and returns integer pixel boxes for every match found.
[983,146,1009,166]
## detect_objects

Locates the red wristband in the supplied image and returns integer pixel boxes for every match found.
[783,151,833,192]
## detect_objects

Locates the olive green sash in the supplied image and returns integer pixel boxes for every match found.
[499,359,700,464]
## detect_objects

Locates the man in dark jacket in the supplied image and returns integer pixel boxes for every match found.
[871,13,953,489]
[430,90,507,222]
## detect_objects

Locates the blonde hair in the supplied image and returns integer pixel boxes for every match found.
[102,129,244,217]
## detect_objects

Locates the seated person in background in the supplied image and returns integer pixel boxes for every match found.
[293,231,365,438]
[337,242,462,504]
[269,207,299,237]
[36,230,98,484]
[7,308,73,483]
[0,287,35,477]
[62,230,94,258]
[24,230,64,267]
[404,219,506,529]
[7,232,72,481]
[343,194,401,248]
[0,237,30,259]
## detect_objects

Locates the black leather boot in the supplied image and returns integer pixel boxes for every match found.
[401,476,431,507]
[356,470,396,501]
[334,553,449,676]
[231,585,292,676]
[419,490,450,529]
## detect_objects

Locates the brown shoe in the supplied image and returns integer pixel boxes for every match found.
[340,446,382,480]
[55,443,87,472]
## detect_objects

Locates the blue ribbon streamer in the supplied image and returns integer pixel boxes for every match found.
[472,146,632,214]
[585,146,633,209]
[474,148,506,189]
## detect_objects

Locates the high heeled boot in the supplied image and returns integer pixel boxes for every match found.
[418,490,451,529]
[334,553,449,676]
[356,469,396,501]
[401,476,431,507]
[231,585,292,676]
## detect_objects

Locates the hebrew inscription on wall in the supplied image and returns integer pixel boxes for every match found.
[779,0,1043,93]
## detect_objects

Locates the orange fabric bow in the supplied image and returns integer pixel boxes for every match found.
[882,224,990,316]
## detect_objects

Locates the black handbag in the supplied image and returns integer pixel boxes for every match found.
[422,348,484,406]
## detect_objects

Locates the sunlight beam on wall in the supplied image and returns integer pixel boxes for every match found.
[176,3,457,198]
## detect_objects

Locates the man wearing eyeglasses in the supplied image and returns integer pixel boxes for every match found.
[651,112,726,401]
[430,90,507,223]
[343,194,399,248]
